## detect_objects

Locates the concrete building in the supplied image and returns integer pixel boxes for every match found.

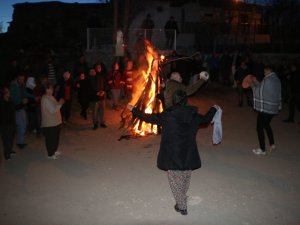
[7,1,268,52]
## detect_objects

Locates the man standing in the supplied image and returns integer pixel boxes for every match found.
[164,16,178,49]
[283,63,300,123]
[141,14,155,42]
[9,73,34,149]
[250,64,282,155]
[90,66,107,129]
[163,71,209,109]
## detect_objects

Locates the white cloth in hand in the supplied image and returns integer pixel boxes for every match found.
[212,107,222,145]
[199,71,209,81]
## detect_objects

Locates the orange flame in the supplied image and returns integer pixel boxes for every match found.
[130,41,163,136]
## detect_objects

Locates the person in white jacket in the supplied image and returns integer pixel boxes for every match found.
[41,84,65,159]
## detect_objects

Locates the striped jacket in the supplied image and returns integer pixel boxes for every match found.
[252,72,282,115]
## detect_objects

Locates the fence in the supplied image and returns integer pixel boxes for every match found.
[86,28,177,53]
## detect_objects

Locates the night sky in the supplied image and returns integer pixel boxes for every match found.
[0,0,99,32]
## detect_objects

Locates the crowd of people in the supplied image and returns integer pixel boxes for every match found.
[0,51,136,160]
[1,49,299,155]
[0,47,300,216]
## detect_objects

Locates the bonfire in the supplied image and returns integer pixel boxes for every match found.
[119,40,164,140]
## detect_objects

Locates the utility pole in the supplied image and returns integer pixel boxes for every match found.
[123,0,130,42]
[113,0,119,41]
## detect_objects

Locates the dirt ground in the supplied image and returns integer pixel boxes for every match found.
[1,84,300,225]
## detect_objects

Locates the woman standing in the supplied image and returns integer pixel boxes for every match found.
[128,90,218,215]
[41,84,65,159]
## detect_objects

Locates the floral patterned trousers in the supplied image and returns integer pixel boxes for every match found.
[167,170,191,210]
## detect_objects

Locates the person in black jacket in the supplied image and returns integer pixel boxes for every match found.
[56,70,72,123]
[89,67,107,129]
[164,16,178,49]
[283,63,300,123]
[234,61,252,107]
[0,87,16,160]
[128,90,218,215]
[76,73,92,119]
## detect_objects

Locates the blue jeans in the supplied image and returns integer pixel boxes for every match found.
[15,109,27,144]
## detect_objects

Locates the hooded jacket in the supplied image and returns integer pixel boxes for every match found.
[132,105,216,171]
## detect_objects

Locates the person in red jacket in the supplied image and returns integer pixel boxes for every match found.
[108,62,125,110]
[123,60,134,101]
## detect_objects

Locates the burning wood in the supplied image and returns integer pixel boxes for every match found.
[119,40,163,139]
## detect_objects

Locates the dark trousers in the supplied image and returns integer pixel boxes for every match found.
[237,85,252,106]
[27,110,36,131]
[0,125,15,158]
[79,100,89,118]
[61,100,71,121]
[256,112,274,151]
[92,100,105,124]
[27,107,41,134]
[43,125,61,156]
[287,94,300,120]
[165,35,175,49]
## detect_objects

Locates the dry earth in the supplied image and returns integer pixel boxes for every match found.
[1,83,299,225]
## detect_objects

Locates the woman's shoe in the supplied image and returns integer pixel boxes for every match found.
[48,155,59,160]
[174,204,188,215]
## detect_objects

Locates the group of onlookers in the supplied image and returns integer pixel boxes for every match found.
[0,52,135,160]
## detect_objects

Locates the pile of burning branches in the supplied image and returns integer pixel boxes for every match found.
[119,40,163,140]
[118,40,204,141]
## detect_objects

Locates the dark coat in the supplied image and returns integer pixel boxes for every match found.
[56,79,73,101]
[76,79,93,104]
[289,69,300,94]
[132,105,216,171]
[0,99,16,126]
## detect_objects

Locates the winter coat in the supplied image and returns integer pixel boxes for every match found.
[41,94,63,128]
[76,79,93,104]
[0,99,15,126]
[56,79,72,101]
[9,80,35,110]
[108,70,124,90]
[89,74,106,102]
[26,88,37,112]
[164,79,205,109]
[252,72,282,115]
[132,105,217,171]
[164,19,178,38]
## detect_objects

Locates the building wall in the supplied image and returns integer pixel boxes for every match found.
[7,1,269,55]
